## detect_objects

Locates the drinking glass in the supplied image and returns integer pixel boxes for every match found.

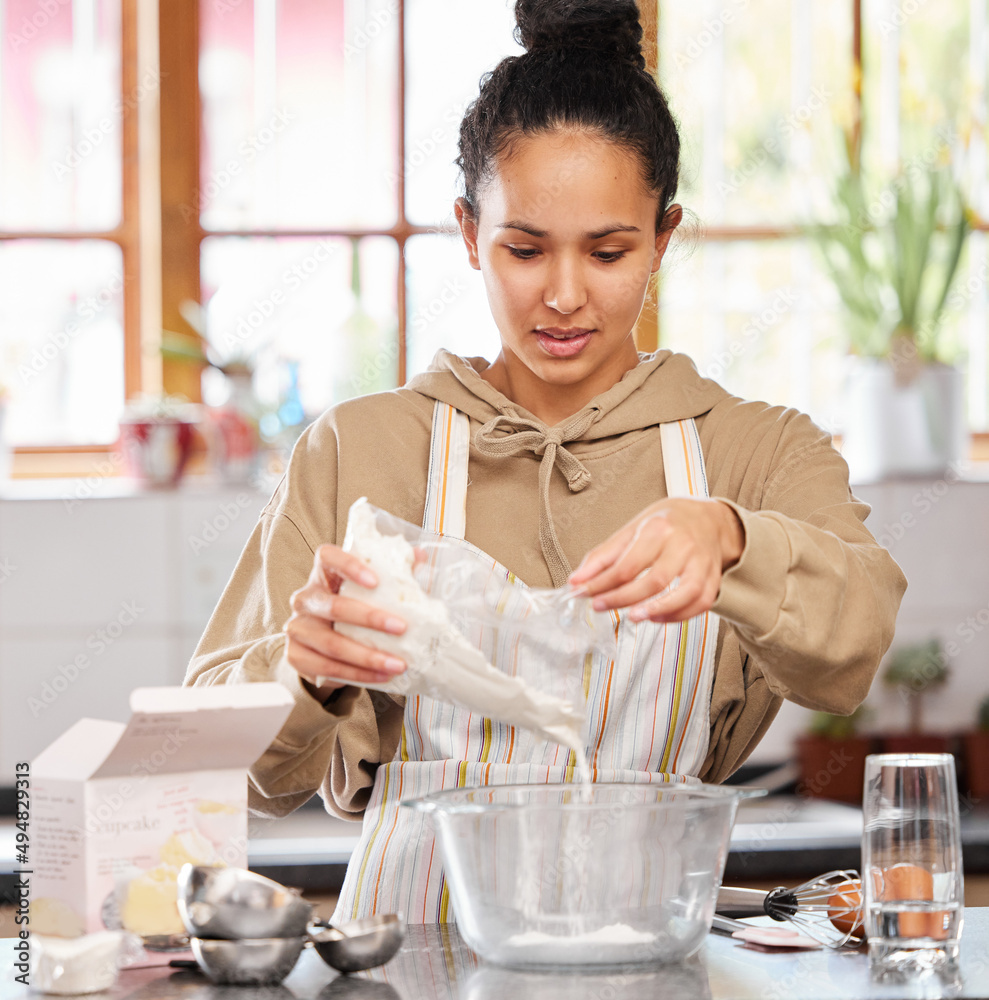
[862,753,964,978]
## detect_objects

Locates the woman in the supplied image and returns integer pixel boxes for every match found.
[185,0,906,924]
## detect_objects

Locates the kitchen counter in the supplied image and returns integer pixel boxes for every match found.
[6,794,989,899]
[2,909,987,999]
[244,793,989,890]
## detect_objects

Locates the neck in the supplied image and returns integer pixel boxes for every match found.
[480,344,640,426]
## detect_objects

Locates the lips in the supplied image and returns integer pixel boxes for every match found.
[534,327,594,358]
[538,327,594,339]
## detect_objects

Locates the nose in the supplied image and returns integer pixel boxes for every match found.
[543,255,587,315]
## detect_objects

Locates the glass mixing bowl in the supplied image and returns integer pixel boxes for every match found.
[403,781,762,969]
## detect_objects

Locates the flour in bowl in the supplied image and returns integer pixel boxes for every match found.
[508,923,657,947]
[505,922,659,964]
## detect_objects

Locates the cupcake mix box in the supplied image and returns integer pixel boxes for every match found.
[29,683,294,945]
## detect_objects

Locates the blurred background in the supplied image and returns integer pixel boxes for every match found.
[1,0,988,883]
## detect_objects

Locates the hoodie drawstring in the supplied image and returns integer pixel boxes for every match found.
[474,409,597,587]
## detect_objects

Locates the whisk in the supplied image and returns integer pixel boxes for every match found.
[717,869,865,949]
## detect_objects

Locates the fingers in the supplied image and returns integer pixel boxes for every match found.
[284,543,411,691]
[588,534,697,612]
[575,512,678,602]
[627,570,721,624]
[570,501,726,623]
[290,644,386,691]
[285,614,406,684]
[568,524,637,590]
[291,586,407,637]
[314,543,378,590]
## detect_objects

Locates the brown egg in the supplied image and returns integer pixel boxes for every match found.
[878,863,947,940]
[882,862,934,901]
[828,879,865,938]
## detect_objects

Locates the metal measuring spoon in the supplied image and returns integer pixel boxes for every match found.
[308,913,405,974]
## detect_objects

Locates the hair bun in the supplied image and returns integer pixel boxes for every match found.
[514,0,645,70]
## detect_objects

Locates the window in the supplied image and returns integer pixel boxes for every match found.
[1,0,128,447]
[177,0,529,427]
[658,0,989,435]
[2,0,987,469]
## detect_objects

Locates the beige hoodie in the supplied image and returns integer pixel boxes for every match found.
[184,349,907,819]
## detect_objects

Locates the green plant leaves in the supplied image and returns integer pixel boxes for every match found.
[806,150,971,363]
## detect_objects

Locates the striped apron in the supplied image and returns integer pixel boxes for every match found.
[332,402,719,924]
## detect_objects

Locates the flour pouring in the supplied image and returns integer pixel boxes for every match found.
[328,497,612,768]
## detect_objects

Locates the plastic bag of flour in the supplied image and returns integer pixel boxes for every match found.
[329,498,616,753]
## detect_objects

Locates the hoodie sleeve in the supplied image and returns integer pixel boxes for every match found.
[702,403,907,776]
[182,417,405,821]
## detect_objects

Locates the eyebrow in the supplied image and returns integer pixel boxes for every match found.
[497,221,641,240]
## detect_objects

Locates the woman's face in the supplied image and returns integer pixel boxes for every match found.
[455,129,678,411]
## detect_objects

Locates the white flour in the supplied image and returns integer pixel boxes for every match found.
[506,922,659,963]
[508,923,657,947]
[331,498,588,770]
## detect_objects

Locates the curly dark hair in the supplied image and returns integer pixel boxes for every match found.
[455,0,681,232]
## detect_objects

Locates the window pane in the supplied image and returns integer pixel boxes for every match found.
[0,0,121,231]
[405,233,500,377]
[1,240,124,444]
[405,0,521,226]
[861,0,988,213]
[659,0,853,226]
[967,1,989,220]
[960,231,989,431]
[200,236,398,417]
[861,0,967,169]
[659,239,845,433]
[199,0,398,231]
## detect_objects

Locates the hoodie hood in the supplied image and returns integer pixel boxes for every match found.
[405,348,729,436]
[404,349,731,587]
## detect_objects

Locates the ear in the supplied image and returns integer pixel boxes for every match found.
[650,204,683,274]
[454,197,481,271]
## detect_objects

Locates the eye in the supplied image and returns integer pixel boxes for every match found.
[593,250,628,263]
[506,246,540,260]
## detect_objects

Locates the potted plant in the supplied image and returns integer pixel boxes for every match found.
[962,695,989,801]
[808,150,972,482]
[796,706,875,804]
[880,638,952,754]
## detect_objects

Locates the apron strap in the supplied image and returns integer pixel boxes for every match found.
[658,417,718,775]
[423,402,470,538]
[660,419,710,500]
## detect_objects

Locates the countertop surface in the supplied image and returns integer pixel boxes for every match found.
[246,794,989,886]
[6,795,989,894]
[3,909,988,1000]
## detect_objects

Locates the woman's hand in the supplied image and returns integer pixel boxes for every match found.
[568,498,745,623]
[284,544,408,698]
